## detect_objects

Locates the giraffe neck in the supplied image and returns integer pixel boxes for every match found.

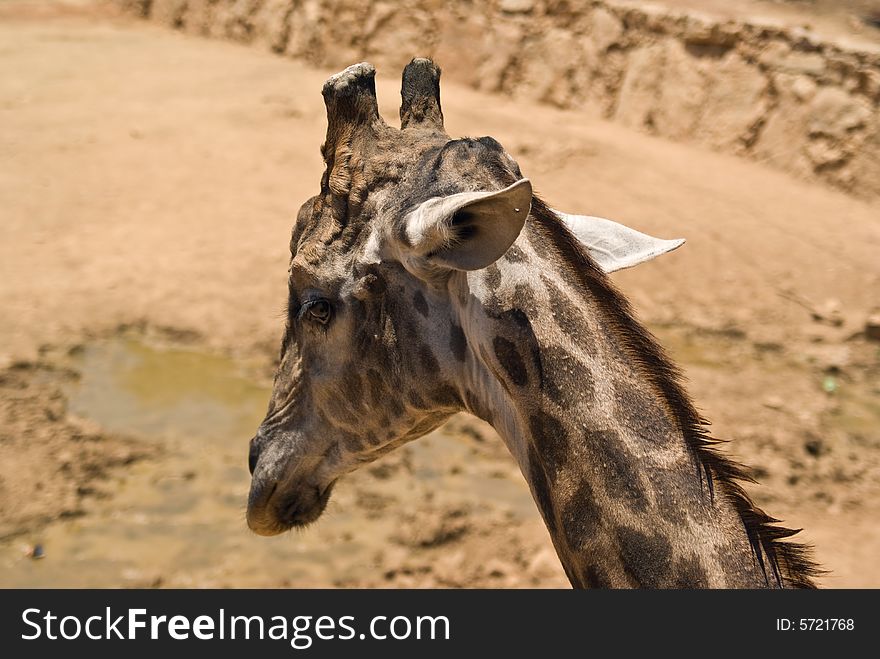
[456,214,783,588]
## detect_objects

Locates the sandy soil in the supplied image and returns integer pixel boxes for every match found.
[1,2,878,587]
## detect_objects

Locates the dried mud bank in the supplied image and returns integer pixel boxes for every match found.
[121,0,880,197]
[0,357,151,541]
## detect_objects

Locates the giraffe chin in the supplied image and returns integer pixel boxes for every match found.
[247,480,336,536]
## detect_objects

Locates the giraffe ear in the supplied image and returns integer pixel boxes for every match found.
[402,179,532,271]
[553,210,685,273]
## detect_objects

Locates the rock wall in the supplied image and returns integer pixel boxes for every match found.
[123,0,880,197]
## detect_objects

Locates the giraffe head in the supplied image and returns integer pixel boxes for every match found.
[246,60,682,536]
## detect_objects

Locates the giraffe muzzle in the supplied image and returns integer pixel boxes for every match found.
[246,475,335,536]
[246,434,336,535]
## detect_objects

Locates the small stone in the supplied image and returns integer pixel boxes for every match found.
[791,75,817,102]
[811,298,844,326]
[591,7,624,53]
[57,450,74,469]
[29,544,45,560]
[762,396,785,410]
[499,0,533,13]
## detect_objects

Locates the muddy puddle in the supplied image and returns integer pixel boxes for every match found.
[0,339,536,588]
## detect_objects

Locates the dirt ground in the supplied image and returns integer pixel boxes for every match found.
[1,1,878,587]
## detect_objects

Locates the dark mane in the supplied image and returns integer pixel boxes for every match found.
[529,195,821,589]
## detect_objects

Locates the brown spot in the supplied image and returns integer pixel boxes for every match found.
[582,563,613,589]
[528,410,569,478]
[483,263,501,291]
[715,541,768,588]
[507,307,533,333]
[671,556,710,588]
[419,345,440,373]
[560,481,603,551]
[527,445,557,536]
[431,384,461,408]
[413,290,429,317]
[526,226,554,261]
[493,336,528,387]
[655,464,711,525]
[407,390,427,409]
[341,372,363,407]
[541,276,592,352]
[504,244,529,263]
[614,383,675,443]
[540,345,592,409]
[616,526,673,588]
[450,323,467,362]
[587,430,648,512]
[512,282,538,316]
[366,369,386,406]
[341,432,363,453]
[332,404,360,427]
[388,396,405,418]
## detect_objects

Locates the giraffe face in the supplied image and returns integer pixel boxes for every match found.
[245,61,531,536]
[246,237,458,535]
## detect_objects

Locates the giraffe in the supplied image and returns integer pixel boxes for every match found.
[246,59,820,588]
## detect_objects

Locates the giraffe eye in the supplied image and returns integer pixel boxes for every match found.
[302,298,332,325]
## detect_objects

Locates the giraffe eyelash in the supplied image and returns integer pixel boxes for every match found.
[297,298,333,325]
[296,298,320,319]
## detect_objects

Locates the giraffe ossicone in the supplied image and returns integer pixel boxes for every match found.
[246,58,819,589]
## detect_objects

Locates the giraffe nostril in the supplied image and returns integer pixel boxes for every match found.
[280,498,301,524]
[248,438,259,476]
